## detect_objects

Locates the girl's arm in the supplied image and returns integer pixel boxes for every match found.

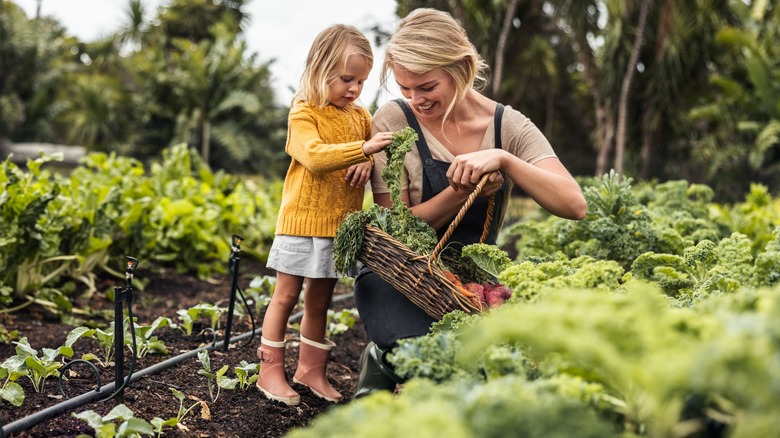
[286,107,392,173]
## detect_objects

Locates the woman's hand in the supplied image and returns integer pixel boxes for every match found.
[479,171,504,197]
[345,161,372,188]
[446,149,508,192]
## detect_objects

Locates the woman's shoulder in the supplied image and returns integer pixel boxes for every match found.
[372,100,407,129]
[499,104,540,131]
[498,104,555,158]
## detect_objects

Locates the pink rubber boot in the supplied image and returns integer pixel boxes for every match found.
[256,337,300,406]
[293,336,342,402]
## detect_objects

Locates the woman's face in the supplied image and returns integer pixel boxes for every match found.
[328,53,371,108]
[393,66,456,121]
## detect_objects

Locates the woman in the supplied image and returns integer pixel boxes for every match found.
[353,8,587,398]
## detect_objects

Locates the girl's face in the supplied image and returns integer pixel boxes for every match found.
[328,53,371,108]
[394,66,456,121]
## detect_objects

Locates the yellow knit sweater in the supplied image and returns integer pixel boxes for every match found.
[275,102,372,237]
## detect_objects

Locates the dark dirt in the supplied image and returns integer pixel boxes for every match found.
[0,258,369,438]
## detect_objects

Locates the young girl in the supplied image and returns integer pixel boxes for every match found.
[257,24,393,406]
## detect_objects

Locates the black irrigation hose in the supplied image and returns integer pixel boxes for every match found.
[0,292,355,438]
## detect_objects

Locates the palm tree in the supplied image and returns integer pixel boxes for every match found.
[53,74,132,150]
[688,0,780,199]
[492,0,521,97]
[168,23,265,166]
[632,0,731,180]
[614,0,651,176]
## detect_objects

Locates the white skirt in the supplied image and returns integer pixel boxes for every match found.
[266,235,355,279]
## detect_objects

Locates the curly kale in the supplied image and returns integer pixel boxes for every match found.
[333,127,436,275]
[382,126,417,207]
[462,243,514,278]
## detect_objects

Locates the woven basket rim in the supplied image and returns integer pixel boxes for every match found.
[359,224,482,320]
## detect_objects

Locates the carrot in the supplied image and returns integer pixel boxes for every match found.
[443,270,477,299]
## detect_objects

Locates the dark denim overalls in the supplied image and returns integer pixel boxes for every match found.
[354,99,506,348]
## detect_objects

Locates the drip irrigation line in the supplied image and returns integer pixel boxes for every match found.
[0,292,355,438]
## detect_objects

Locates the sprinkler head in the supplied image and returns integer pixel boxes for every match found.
[126,256,139,274]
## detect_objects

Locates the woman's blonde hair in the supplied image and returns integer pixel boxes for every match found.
[293,24,373,108]
[383,8,488,122]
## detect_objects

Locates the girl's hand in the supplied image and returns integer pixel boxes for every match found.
[446,149,507,192]
[345,161,372,188]
[362,131,394,156]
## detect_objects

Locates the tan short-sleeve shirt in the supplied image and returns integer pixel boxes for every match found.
[370,101,557,209]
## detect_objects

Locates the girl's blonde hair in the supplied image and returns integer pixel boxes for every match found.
[293,24,373,108]
[383,8,488,123]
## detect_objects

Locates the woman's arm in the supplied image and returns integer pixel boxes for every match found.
[447,149,586,220]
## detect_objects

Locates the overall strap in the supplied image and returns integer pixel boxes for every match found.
[494,104,505,148]
[393,99,437,170]
[485,103,507,243]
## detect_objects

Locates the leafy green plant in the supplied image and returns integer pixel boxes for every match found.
[461,243,513,278]
[0,360,26,406]
[1,145,281,315]
[6,337,75,393]
[197,350,237,402]
[628,232,756,302]
[73,403,157,438]
[177,303,225,336]
[241,275,275,316]
[326,308,359,338]
[131,316,172,358]
[0,324,19,343]
[233,360,259,391]
[150,388,203,435]
[83,323,119,367]
[334,128,437,274]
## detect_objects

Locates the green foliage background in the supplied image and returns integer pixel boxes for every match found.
[0,145,281,312]
[3,1,780,198]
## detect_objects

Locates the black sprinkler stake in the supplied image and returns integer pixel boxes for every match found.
[223,234,243,351]
[112,256,139,404]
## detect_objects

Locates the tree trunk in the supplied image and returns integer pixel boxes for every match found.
[544,85,554,137]
[555,11,615,177]
[614,0,652,177]
[640,127,655,179]
[640,0,674,180]
[595,105,615,176]
[202,117,211,166]
[492,0,521,97]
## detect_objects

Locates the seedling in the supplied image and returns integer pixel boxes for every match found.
[131,316,172,358]
[326,308,359,338]
[0,362,26,406]
[150,388,202,435]
[73,403,156,438]
[177,303,226,336]
[242,275,275,316]
[196,350,237,402]
[11,337,74,393]
[233,360,259,391]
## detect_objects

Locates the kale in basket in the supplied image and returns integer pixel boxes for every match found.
[334,127,438,275]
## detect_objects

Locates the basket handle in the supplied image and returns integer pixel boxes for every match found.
[429,172,496,264]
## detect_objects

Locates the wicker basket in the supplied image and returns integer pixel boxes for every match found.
[358,174,496,320]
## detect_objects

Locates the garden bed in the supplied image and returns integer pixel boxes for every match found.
[0,259,368,437]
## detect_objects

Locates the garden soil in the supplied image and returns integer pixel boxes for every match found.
[0,258,369,437]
